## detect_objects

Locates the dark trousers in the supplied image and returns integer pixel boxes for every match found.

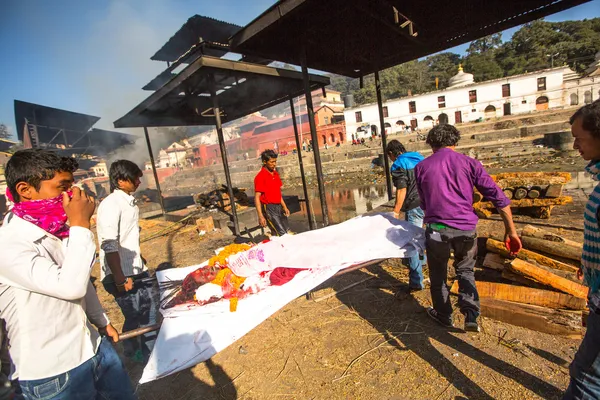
[262,203,290,236]
[426,225,479,320]
[563,311,600,399]
[102,272,157,359]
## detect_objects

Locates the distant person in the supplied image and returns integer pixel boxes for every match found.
[254,150,290,236]
[336,141,341,148]
[386,139,425,292]
[325,143,329,150]
[0,149,134,399]
[564,100,600,399]
[415,124,521,332]
[302,142,306,152]
[97,160,157,363]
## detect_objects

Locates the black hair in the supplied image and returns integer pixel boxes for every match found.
[260,149,278,163]
[426,124,461,149]
[109,160,143,192]
[6,149,78,202]
[570,99,600,139]
[385,139,407,158]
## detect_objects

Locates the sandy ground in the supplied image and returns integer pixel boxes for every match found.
[90,188,589,400]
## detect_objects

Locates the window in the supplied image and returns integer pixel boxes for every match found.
[383,106,389,118]
[409,101,416,113]
[537,77,546,91]
[502,84,511,97]
[438,96,446,108]
[469,90,477,103]
[355,111,362,122]
[324,116,329,125]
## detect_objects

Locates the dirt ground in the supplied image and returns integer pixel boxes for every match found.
[91,188,589,400]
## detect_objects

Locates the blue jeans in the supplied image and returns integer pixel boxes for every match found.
[564,310,600,399]
[19,337,135,400]
[103,272,158,360]
[405,207,425,289]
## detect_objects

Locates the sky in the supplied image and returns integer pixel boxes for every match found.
[0,0,599,141]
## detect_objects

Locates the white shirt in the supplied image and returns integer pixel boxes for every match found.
[97,189,146,279]
[0,214,109,380]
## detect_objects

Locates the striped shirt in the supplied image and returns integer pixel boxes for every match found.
[97,189,147,279]
[582,160,600,312]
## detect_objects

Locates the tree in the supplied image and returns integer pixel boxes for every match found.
[466,33,502,55]
[0,123,10,139]
[425,52,462,89]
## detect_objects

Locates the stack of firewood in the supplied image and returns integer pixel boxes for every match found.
[194,185,250,212]
[467,225,586,338]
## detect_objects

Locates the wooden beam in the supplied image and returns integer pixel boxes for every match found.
[450,280,586,310]
[521,225,583,249]
[480,298,581,338]
[506,258,588,299]
[521,236,581,262]
[486,238,579,273]
[501,270,550,290]
[482,253,506,271]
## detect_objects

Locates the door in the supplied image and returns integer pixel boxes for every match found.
[410,119,418,131]
[454,111,462,124]
[503,102,511,116]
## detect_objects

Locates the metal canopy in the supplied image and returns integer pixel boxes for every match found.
[230,0,590,78]
[152,15,242,62]
[114,56,330,128]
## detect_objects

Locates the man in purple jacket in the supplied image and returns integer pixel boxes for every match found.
[415,124,521,332]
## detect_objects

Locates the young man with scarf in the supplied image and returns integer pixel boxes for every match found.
[415,124,521,332]
[97,160,157,363]
[564,99,600,399]
[254,149,291,236]
[386,139,426,292]
[0,149,135,400]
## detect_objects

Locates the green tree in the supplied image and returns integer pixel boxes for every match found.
[425,52,462,89]
[0,123,10,139]
[466,33,502,55]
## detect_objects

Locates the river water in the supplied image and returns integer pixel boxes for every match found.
[284,184,390,233]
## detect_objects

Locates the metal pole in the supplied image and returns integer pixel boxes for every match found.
[375,70,393,201]
[290,98,315,230]
[143,127,166,217]
[208,73,240,236]
[301,51,329,226]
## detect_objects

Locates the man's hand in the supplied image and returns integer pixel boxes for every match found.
[393,212,400,220]
[577,266,584,281]
[63,187,95,229]
[117,277,134,293]
[99,324,119,343]
[259,215,267,227]
[283,207,290,217]
[504,231,522,256]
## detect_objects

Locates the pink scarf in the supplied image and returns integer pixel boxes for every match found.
[6,188,70,239]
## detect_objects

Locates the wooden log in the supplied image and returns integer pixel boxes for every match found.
[501,270,550,290]
[527,187,541,199]
[521,236,581,262]
[503,188,514,200]
[514,187,528,200]
[506,258,588,299]
[486,238,579,273]
[479,298,581,338]
[450,280,586,310]
[482,253,506,271]
[521,225,583,249]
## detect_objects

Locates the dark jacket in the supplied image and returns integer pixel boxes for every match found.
[391,151,425,212]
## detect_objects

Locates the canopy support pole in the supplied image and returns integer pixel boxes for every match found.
[289,98,315,230]
[301,50,329,227]
[375,70,393,201]
[208,73,241,236]
[143,126,166,217]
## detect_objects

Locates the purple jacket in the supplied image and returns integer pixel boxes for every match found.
[415,148,510,230]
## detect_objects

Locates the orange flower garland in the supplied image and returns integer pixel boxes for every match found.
[206,244,252,312]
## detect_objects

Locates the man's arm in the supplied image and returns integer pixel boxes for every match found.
[84,281,110,328]
[280,197,290,217]
[97,201,131,291]
[391,164,409,218]
[0,227,96,300]
[393,188,407,218]
[255,192,267,227]
[498,205,522,255]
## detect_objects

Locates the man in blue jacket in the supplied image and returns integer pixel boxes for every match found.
[386,139,425,291]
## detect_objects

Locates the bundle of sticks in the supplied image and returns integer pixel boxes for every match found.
[194,185,250,212]
[465,225,586,338]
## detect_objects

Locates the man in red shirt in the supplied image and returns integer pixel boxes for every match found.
[254,149,290,236]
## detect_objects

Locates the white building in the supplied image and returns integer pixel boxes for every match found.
[90,161,108,177]
[344,54,600,141]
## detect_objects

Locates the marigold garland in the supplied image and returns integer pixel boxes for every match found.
[208,243,252,267]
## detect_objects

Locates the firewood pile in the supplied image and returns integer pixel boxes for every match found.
[473,172,573,219]
[194,185,250,212]
[470,224,586,338]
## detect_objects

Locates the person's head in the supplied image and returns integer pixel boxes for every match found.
[426,124,461,151]
[260,149,278,171]
[570,100,600,161]
[109,160,143,194]
[6,149,77,203]
[385,139,407,160]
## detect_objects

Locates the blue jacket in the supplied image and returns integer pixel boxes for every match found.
[391,151,424,212]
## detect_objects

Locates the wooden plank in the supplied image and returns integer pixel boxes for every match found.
[482,253,506,271]
[545,184,564,198]
[521,236,581,262]
[486,238,579,273]
[450,280,586,310]
[480,298,581,338]
[521,225,583,249]
[506,258,588,299]
[501,270,550,290]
